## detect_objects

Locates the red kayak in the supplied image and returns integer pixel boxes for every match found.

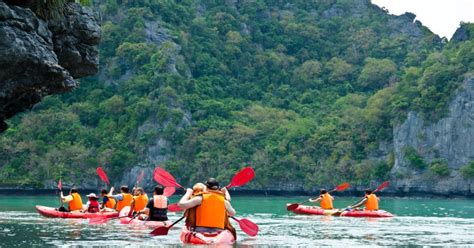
[287,204,393,217]
[118,206,172,228]
[180,226,236,245]
[36,205,119,219]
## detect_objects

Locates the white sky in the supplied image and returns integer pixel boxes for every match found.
[371,0,474,39]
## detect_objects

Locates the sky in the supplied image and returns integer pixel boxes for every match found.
[371,0,474,39]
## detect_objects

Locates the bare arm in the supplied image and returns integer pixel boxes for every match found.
[309,197,321,203]
[350,197,367,209]
[178,189,202,209]
[225,200,236,216]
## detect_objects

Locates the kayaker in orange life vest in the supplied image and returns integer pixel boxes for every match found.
[128,187,149,216]
[178,178,236,233]
[138,185,169,221]
[108,185,133,212]
[100,189,116,212]
[309,189,334,209]
[60,188,83,212]
[347,189,379,211]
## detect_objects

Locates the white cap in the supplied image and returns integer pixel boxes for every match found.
[86,193,98,198]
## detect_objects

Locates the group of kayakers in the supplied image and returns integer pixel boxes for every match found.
[59,178,237,238]
[309,188,379,211]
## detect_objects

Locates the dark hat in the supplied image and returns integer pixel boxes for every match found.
[205,178,219,190]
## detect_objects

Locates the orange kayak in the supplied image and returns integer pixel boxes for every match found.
[287,204,394,217]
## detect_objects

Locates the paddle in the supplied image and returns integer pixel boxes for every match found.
[57,178,67,212]
[230,216,259,237]
[164,187,176,197]
[97,167,111,186]
[150,167,257,236]
[150,215,185,236]
[135,169,145,188]
[335,181,390,216]
[286,182,350,211]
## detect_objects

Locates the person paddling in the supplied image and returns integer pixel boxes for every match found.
[128,187,149,217]
[138,185,168,221]
[84,193,100,213]
[178,178,236,235]
[100,189,116,212]
[309,189,334,210]
[60,187,83,212]
[347,189,379,211]
[108,185,133,212]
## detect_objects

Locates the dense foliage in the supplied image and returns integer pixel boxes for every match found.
[1,1,473,189]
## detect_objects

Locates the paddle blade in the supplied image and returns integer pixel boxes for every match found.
[334,182,350,192]
[168,203,183,212]
[137,169,145,184]
[164,187,176,197]
[286,203,299,211]
[96,167,110,185]
[233,217,259,236]
[375,181,390,192]
[57,178,62,191]
[153,167,183,188]
[150,226,170,236]
[225,167,255,188]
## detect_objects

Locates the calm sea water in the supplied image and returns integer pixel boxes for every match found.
[1,194,474,247]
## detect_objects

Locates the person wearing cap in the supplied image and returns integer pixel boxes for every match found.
[178,178,236,234]
[84,193,100,213]
[60,187,83,212]
[347,189,379,211]
[309,189,334,210]
[108,185,133,212]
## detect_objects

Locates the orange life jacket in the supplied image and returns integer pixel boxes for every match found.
[68,193,83,211]
[104,195,116,209]
[195,191,226,229]
[365,194,379,211]
[320,193,334,209]
[133,194,148,212]
[153,195,168,208]
[116,193,133,211]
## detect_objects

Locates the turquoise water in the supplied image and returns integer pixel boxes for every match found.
[1,195,474,246]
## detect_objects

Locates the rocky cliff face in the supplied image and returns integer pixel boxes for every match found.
[0,2,100,132]
[391,75,474,196]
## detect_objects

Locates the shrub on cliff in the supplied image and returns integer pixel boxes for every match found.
[460,161,474,178]
[429,159,450,177]
[403,147,427,169]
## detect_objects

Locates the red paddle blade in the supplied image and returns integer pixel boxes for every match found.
[164,187,176,197]
[375,181,390,192]
[96,167,110,185]
[234,217,259,236]
[334,182,350,191]
[57,178,62,191]
[137,169,145,183]
[225,167,255,188]
[286,203,299,211]
[150,226,170,236]
[168,203,183,212]
[153,167,183,188]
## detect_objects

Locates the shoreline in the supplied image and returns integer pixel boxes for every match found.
[1,188,473,199]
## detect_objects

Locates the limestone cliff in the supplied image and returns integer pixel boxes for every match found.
[391,75,474,196]
[0,1,100,132]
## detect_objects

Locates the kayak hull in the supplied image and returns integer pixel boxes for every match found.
[180,226,236,245]
[35,205,118,219]
[287,204,393,217]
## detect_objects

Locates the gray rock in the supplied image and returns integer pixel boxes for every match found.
[451,23,471,42]
[0,2,100,132]
[391,75,474,195]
